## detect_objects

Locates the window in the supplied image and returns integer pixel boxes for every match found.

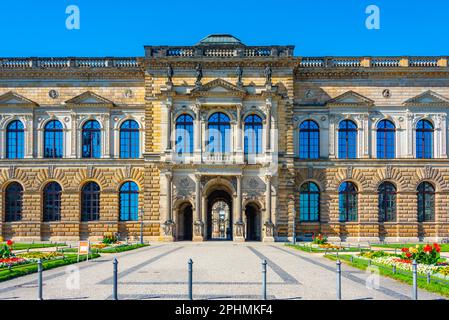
[43,182,62,222]
[378,182,397,222]
[299,182,320,222]
[175,114,194,155]
[81,182,100,221]
[417,182,435,222]
[44,120,64,159]
[416,120,434,159]
[338,120,357,159]
[82,120,101,158]
[119,181,139,221]
[207,112,230,154]
[377,120,396,159]
[339,182,358,222]
[299,120,320,159]
[6,120,24,159]
[120,120,140,159]
[244,114,263,156]
[5,182,23,222]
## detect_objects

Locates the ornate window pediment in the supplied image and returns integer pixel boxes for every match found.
[327,91,374,107]
[191,78,246,97]
[66,91,115,107]
[404,90,449,107]
[0,91,38,107]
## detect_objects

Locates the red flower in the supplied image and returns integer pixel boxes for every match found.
[433,243,441,253]
[424,244,433,253]
[401,248,409,253]
[406,253,412,258]
[6,240,13,247]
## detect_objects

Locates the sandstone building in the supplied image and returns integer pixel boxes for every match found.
[1,34,448,243]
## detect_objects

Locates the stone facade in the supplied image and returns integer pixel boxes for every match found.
[0,35,448,242]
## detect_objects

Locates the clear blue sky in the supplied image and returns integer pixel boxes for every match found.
[0,0,448,57]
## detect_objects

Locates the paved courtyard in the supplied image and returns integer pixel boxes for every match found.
[0,243,445,300]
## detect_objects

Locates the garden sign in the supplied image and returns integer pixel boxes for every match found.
[77,241,90,262]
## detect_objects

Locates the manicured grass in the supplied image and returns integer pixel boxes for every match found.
[1,243,67,250]
[372,243,449,252]
[325,253,449,298]
[285,243,366,253]
[59,243,149,254]
[0,253,100,283]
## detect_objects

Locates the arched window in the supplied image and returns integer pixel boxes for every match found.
[339,182,358,222]
[175,114,194,155]
[338,120,357,159]
[120,120,140,159]
[44,120,63,159]
[299,120,320,159]
[299,182,320,222]
[5,182,23,222]
[81,182,100,221]
[417,182,435,222]
[244,114,263,156]
[378,182,397,222]
[119,181,139,221]
[82,120,101,158]
[208,112,230,154]
[43,182,62,222]
[416,120,434,159]
[377,120,396,159]
[6,120,24,159]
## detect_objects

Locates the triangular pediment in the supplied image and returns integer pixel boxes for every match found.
[0,91,38,107]
[327,91,374,106]
[404,90,449,106]
[191,79,246,96]
[66,91,114,106]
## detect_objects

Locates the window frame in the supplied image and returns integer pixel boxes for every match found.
[378,182,397,222]
[81,182,100,222]
[120,120,140,159]
[119,181,139,221]
[82,120,102,159]
[244,114,263,156]
[299,182,320,222]
[5,182,23,222]
[417,182,435,222]
[6,120,25,159]
[43,182,62,222]
[338,120,358,159]
[338,182,358,222]
[299,120,320,159]
[376,120,396,159]
[175,114,194,156]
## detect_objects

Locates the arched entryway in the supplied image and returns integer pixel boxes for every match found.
[207,189,233,241]
[245,203,261,241]
[177,203,193,241]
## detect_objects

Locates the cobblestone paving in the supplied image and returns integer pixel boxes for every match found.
[0,242,445,300]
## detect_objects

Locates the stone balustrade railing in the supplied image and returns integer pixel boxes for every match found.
[299,57,449,68]
[0,58,140,69]
[145,45,295,58]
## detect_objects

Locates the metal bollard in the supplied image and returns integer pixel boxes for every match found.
[188,259,193,300]
[368,260,372,266]
[394,248,397,255]
[113,258,118,300]
[336,260,342,300]
[37,259,43,300]
[350,255,354,263]
[412,260,418,300]
[262,260,267,300]
[392,265,397,274]
[427,272,431,285]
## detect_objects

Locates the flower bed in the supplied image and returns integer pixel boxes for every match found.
[357,243,449,278]
[0,257,28,268]
[16,252,64,262]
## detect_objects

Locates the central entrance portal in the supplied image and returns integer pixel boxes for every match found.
[207,189,233,241]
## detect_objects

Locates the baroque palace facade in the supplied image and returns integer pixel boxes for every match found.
[1,34,449,243]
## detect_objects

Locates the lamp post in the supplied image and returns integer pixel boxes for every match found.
[140,208,144,245]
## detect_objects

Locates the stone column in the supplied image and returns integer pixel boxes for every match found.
[25,116,34,159]
[193,174,204,241]
[406,113,414,158]
[265,99,272,152]
[234,175,245,242]
[263,174,275,242]
[165,101,173,151]
[161,171,174,241]
[236,104,243,151]
[194,104,202,162]
[443,115,448,158]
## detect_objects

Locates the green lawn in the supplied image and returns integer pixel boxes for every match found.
[2,243,67,250]
[372,243,449,252]
[285,243,366,253]
[0,253,100,283]
[325,253,449,298]
[59,243,148,254]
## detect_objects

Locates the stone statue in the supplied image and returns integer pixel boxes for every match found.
[236,66,243,86]
[264,66,272,84]
[195,63,203,87]
[167,65,174,83]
